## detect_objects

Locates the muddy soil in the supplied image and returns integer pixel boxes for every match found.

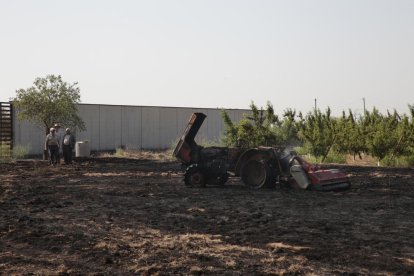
[0,157,413,275]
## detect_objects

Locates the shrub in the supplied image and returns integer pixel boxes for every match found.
[323,151,347,164]
[0,144,12,161]
[293,146,346,164]
[115,147,125,157]
[12,145,29,159]
[382,155,414,167]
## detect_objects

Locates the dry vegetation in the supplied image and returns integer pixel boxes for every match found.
[99,149,176,162]
[0,152,413,275]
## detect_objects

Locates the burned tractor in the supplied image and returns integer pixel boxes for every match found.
[173,113,350,191]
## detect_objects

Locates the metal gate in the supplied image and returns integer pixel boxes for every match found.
[0,102,13,152]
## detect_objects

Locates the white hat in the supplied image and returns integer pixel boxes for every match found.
[50,127,56,132]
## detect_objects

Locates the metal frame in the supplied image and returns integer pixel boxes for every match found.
[0,102,13,150]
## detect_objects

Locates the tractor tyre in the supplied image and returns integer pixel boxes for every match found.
[206,172,229,186]
[184,164,207,188]
[216,173,229,186]
[241,159,273,189]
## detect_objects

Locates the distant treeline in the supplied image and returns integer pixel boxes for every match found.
[222,102,414,166]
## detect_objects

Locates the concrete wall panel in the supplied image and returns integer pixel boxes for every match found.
[121,106,142,149]
[12,103,249,154]
[99,106,122,150]
[205,109,224,143]
[141,107,160,149]
[159,108,179,149]
[236,109,249,120]
[13,109,44,155]
[77,104,100,150]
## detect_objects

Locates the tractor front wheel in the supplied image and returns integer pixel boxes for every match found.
[184,164,207,188]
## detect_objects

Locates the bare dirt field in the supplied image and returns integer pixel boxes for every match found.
[0,156,413,275]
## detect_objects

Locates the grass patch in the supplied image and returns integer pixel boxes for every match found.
[196,137,224,147]
[0,144,29,162]
[294,147,346,164]
[323,151,347,164]
[102,148,174,161]
[115,147,125,157]
[0,143,12,161]
[381,155,414,167]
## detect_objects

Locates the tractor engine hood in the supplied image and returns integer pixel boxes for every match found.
[173,112,206,164]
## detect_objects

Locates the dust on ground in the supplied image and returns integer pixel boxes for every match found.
[0,156,413,275]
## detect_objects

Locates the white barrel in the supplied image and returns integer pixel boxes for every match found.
[75,141,90,157]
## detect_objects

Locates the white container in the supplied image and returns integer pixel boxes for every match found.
[75,141,90,157]
[290,165,311,189]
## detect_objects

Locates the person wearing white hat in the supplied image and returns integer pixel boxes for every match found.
[44,127,60,165]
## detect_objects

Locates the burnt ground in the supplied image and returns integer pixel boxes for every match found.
[0,157,413,275]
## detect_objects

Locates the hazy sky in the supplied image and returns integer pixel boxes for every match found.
[1,0,413,116]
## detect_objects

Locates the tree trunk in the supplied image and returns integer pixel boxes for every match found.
[321,134,337,163]
[390,135,405,161]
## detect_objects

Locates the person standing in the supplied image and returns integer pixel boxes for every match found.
[62,128,76,164]
[45,128,60,166]
[54,123,64,164]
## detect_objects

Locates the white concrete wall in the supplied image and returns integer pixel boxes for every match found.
[121,106,142,150]
[76,104,100,150]
[13,104,249,155]
[13,115,45,155]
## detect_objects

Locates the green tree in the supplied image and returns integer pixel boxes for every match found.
[362,108,400,165]
[13,75,86,134]
[389,105,414,160]
[406,105,414,155]
[273,108,300,146]
[222,101,279,148]
[297,107,337,162]
[334,110,365,160]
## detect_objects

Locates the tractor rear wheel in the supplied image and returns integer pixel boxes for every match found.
[184,164,207,188]
[241,160,273,189]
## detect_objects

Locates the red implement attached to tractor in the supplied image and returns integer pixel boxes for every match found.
[173,113,351,191]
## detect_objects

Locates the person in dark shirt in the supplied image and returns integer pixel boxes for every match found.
[62,128,76,164]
